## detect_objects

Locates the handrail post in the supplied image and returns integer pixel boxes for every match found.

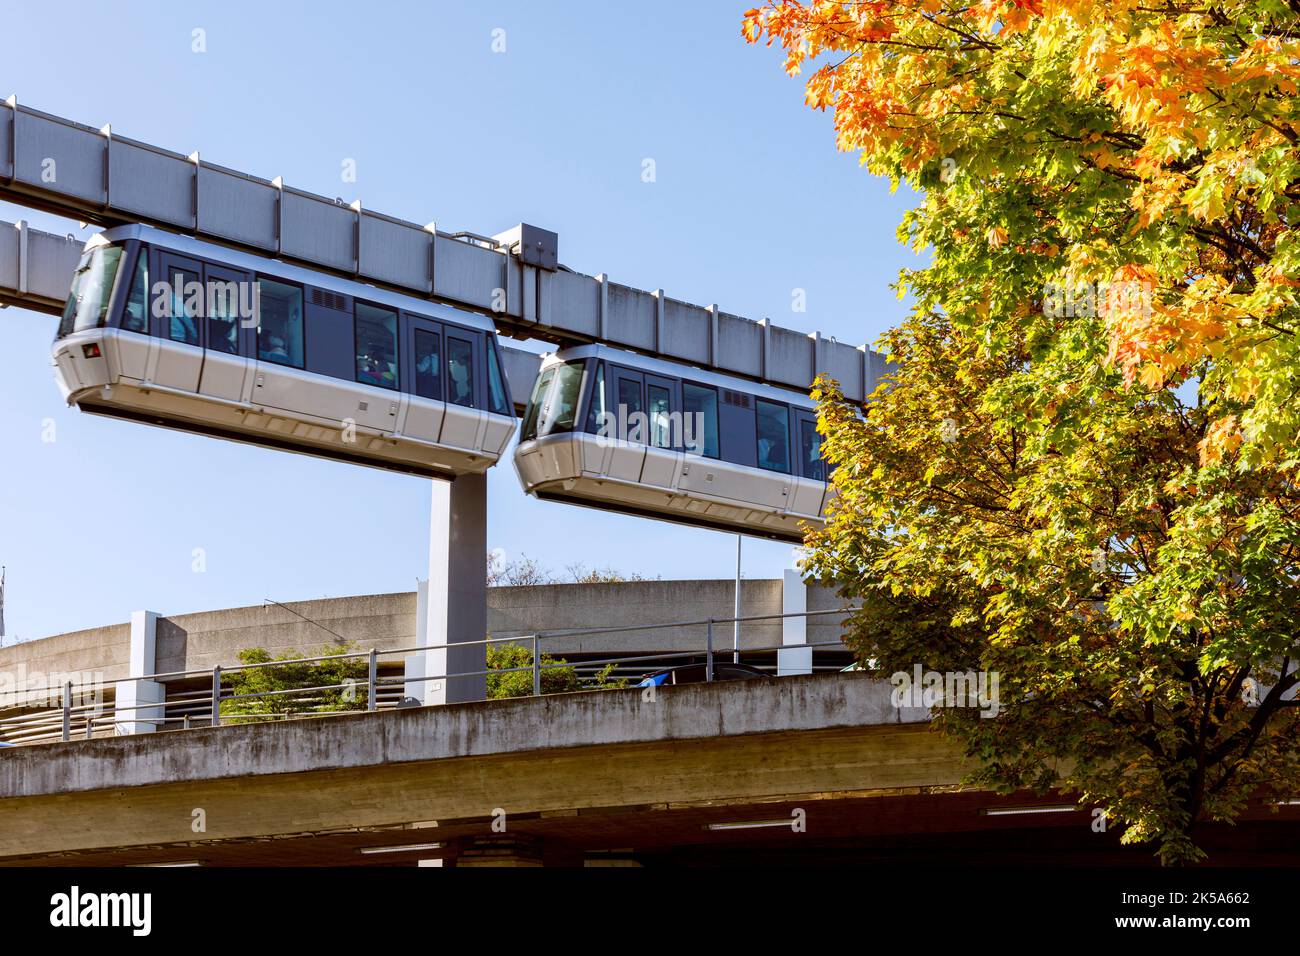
[532,635,541,697]
[211,665,222,727]
[61,681,72,741]
[85,715,93,740]
[706,619,714,683]
[367,648,378,712]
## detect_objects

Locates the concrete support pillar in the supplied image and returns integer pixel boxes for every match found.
[777,569,812,676]
[416,475,488,705]
[115,610,164,734]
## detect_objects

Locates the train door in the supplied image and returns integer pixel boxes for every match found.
[441,328,485,450]
[148,250,204,392]
[640,373,681,488]
[197,262,252,403]
[790,409,826,517]
[604,365,647,482]
[250,276,310,424]
[113,243,152,382]
[401,316,447,444]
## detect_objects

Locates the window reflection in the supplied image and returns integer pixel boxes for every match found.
[801,419,826,481]
[682,383,719,458]
[167,268,201,346]
[648,383,671,447]
[58,245,123,338]
[355,303,398,390]
[486,342,510,415]
[414,329,441,400]
[257,279,304,367]
[756,399,790,473]
[122,252,149,334]
[447,337,475,407]
[207,278,240,354]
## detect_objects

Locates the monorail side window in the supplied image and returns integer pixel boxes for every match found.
[355,303,399,390]
[800,418,826,482]
[756,399,791,473]
[257,278,304,368]
[207,277,240,354]
[682,382,719,459]
[648,383,672,448]
[58,245,123,338]
[617,376,642,417]
[413,329,442,400]
[122,251,149,334]
[165,266,201,346]
[486,341,511,416]
[447,336,475,407]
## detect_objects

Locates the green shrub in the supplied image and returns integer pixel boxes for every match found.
[222,644,369,722]
[486,642,624,699]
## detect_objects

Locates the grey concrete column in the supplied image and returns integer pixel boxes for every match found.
[115,610,164,734]
[777,570,812,676]
[422,474,488,704]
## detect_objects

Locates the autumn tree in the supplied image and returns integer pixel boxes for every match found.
[744,0,1300,862]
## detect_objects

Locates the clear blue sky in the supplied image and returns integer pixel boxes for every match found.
[0,0,919,640]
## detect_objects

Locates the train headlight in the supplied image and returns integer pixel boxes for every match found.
[81,343,102,359]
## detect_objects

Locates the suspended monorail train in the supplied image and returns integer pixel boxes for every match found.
[51,225,516,477]
[513,346,833,542]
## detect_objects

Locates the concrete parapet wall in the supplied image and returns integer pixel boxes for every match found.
[0,673,921,799]
[0,579,852,689]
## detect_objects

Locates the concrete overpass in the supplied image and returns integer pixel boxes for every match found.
[3,673,1297,865]
[0,674,965,866]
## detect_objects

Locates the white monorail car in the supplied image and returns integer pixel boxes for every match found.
[513,346,833,542]
[51,226,516,477]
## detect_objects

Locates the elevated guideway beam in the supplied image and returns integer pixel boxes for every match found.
[1,96,886,403]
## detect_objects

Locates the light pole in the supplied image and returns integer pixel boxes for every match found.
[733,534,742,663]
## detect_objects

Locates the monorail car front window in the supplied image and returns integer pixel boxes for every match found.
[58,245,123,338]
[355,303,398,390]
[537,361,584,436]
[521,367,555,441]
[522,360,585,441]
[257,279,304,368]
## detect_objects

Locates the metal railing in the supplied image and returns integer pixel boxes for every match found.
[0,607,856,746]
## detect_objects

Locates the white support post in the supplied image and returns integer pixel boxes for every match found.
[778,570,812,676]
[405,580,430,704]
[115,610,164,734]
[421,475,488,704]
